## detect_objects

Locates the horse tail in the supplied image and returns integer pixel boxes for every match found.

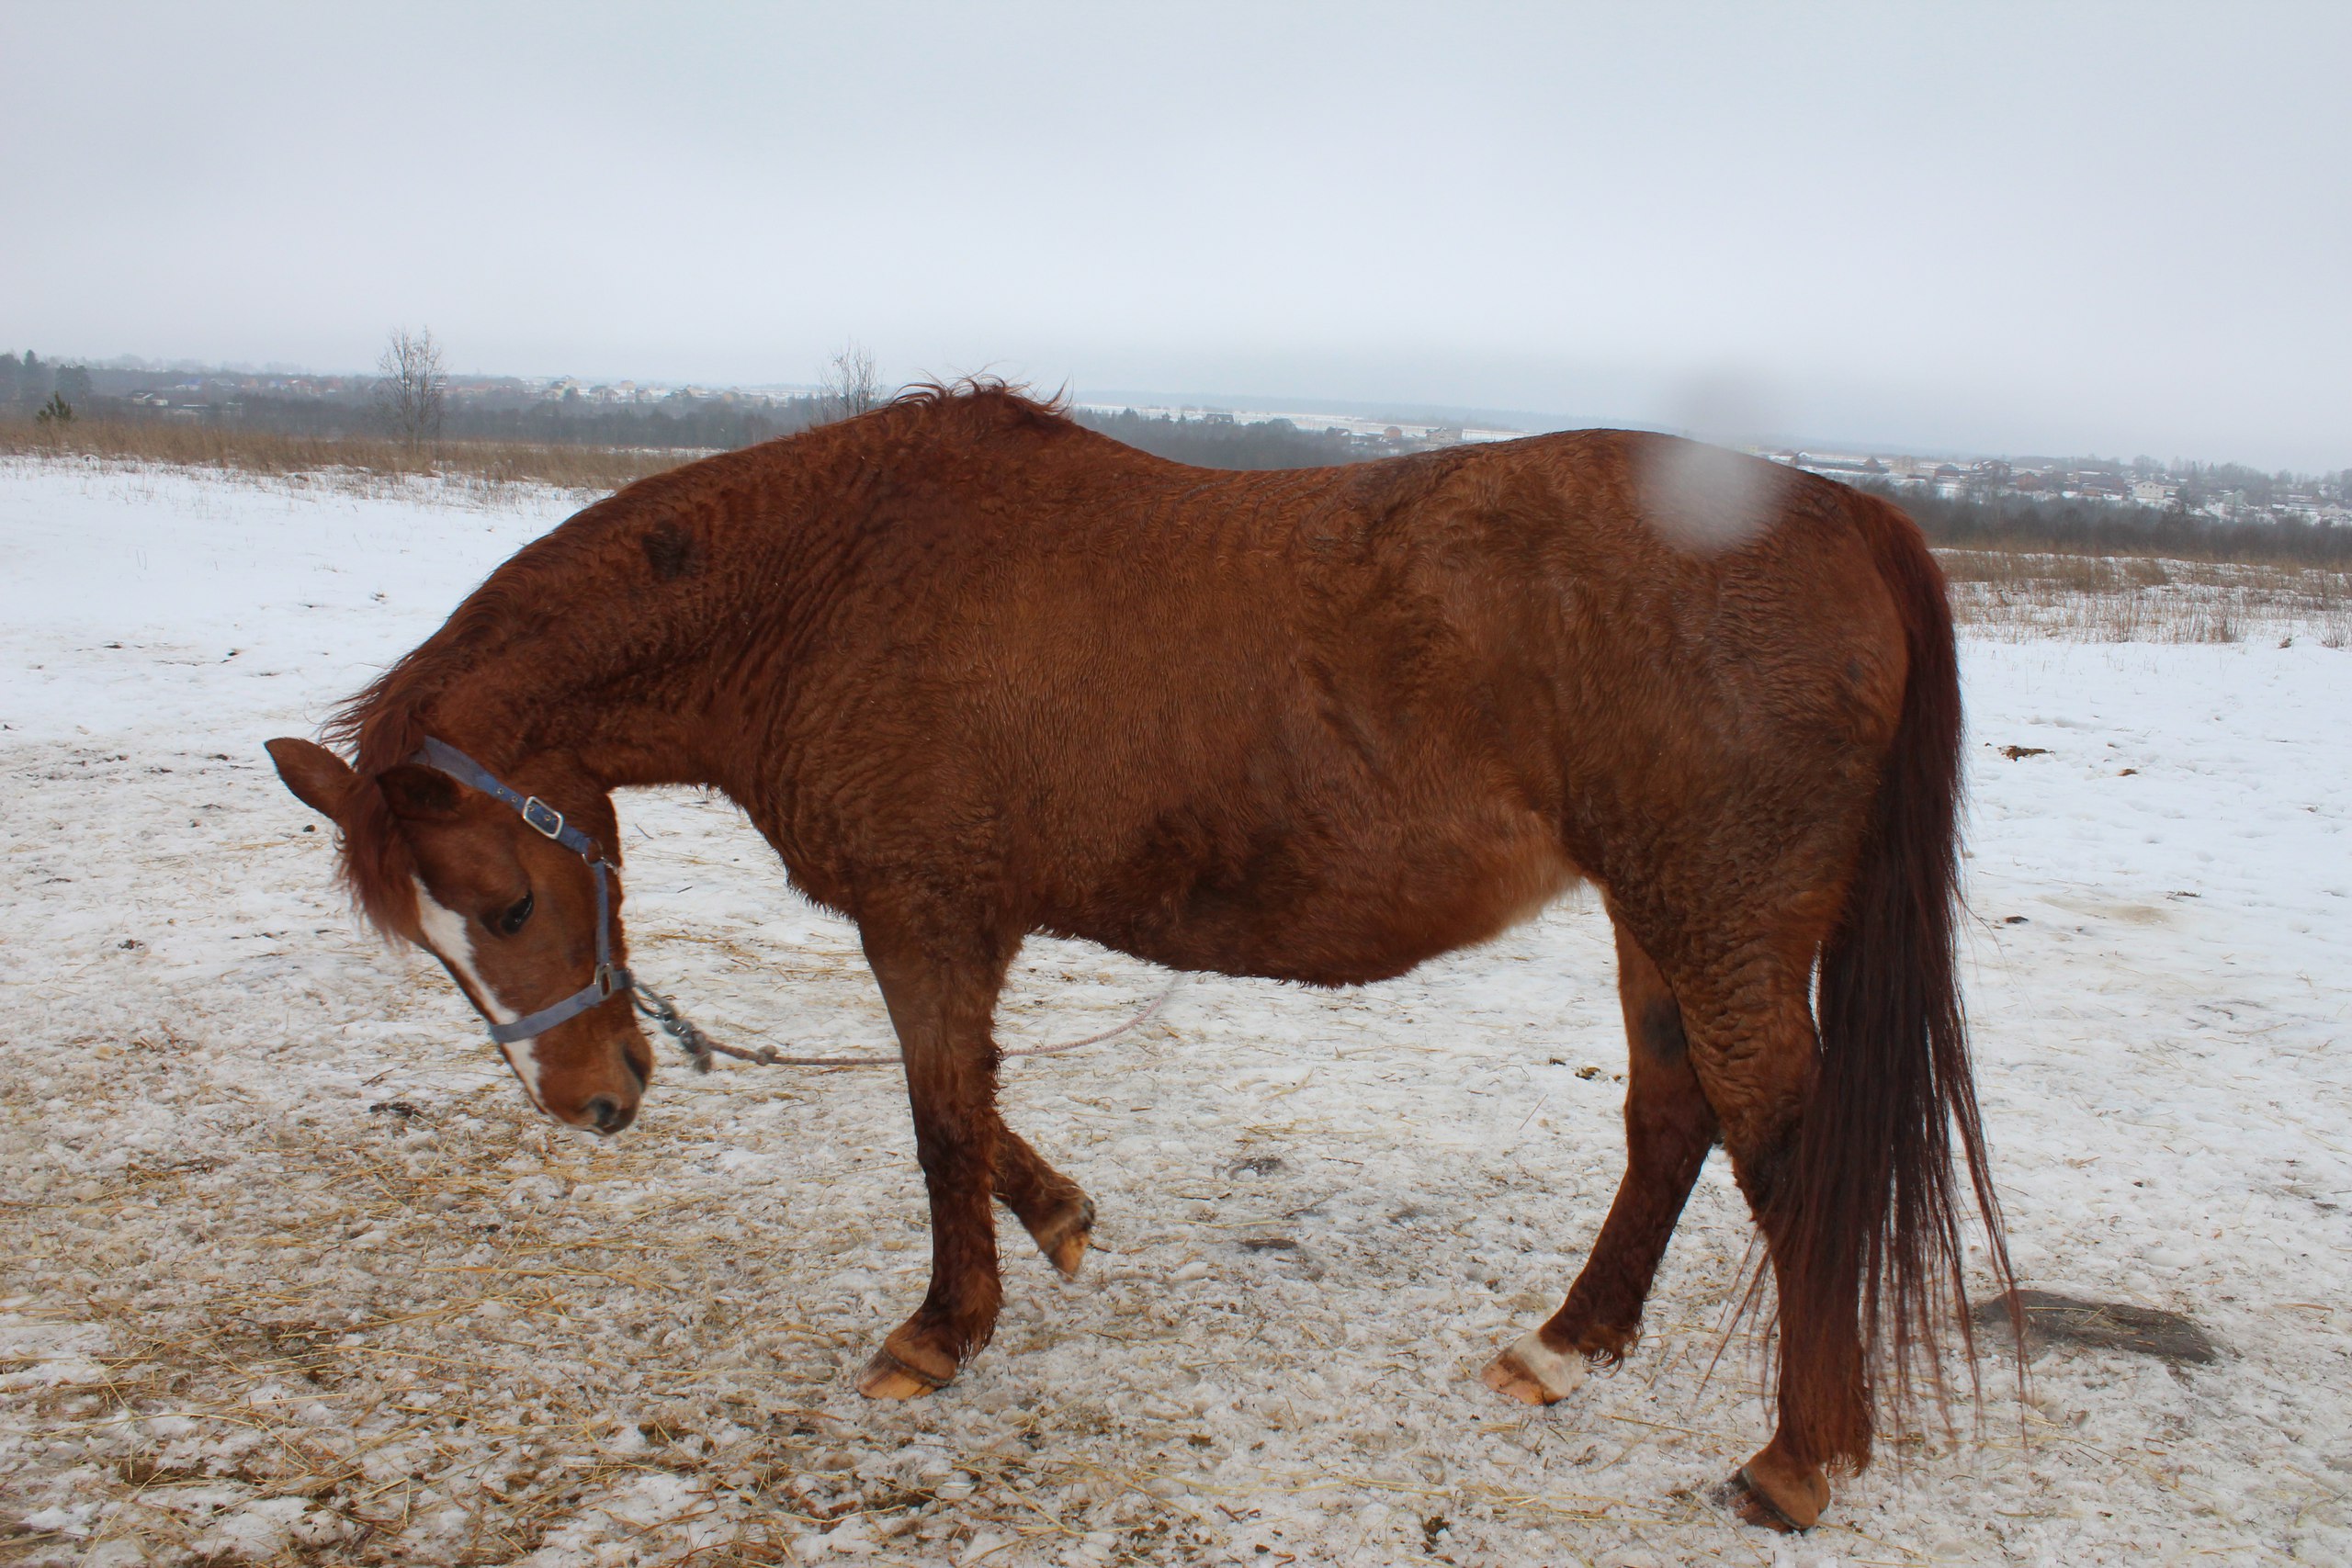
[1778,496,2015,1463]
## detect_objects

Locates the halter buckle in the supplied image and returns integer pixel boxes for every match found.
[521,796,565,839]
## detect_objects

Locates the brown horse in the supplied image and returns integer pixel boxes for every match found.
[266,385,2009,1530]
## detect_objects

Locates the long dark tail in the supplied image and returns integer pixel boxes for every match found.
[1776,499,2015,1469]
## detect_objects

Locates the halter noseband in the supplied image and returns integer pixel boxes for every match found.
[408,738,631,1043]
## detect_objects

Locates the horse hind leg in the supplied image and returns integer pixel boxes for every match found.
[996,1126,1095,1278]
[1484,919,1716,1404]
[1673,965,1858,1533]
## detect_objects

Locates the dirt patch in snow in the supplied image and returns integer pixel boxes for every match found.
[1978,1292,2221,1368]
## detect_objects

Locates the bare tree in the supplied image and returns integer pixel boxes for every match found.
[375,326,447,450]
[816,340,884,423]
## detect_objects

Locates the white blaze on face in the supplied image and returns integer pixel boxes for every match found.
[411,876,548,1113]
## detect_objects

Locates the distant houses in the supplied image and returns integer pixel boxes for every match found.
[1757,446,2349,525]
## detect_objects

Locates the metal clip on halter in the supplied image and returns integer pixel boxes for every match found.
[634,982,718,1073]
[634,979,784,1072]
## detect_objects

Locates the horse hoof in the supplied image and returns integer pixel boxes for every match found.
[855,1345,951,1401]
[1480,1331,1587,1405]
[1037,1197,1095,1280]
[1722,1452,1829,1532]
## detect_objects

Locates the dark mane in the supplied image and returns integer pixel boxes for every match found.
[889,376,1071,421]
[322,634,474,939]
[878,378,1080,446]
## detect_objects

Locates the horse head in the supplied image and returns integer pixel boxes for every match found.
[265,737,655,1133]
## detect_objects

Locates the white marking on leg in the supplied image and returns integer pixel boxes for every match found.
[412,877,548,1113]
[1506,1330,1588,1401]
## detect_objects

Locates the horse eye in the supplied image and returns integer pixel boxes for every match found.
[492,892,534,937]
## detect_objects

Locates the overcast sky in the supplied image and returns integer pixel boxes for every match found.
[6,4,2346,468]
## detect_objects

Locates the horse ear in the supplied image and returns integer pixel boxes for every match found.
[375,762,463,822]
[266,738,360,822]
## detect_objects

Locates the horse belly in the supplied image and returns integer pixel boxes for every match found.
[1317,833,1580,980]
[1092,814,1580,987]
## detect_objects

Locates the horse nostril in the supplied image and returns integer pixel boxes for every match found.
[583,1094,631,1134]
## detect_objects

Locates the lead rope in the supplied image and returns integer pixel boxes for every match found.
[632,976,1182,1074]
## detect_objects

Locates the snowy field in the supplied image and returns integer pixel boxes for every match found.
[3,457,2347,1567]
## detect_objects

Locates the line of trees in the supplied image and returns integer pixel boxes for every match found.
[1868,480,2352,567]
[1074,408,1383,469]
[15,337,2343,565]
[406,396,820,450]
[0,352,93,414]
[10,333,1403,468]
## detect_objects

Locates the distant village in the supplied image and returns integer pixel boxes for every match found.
[5,351,2345,525]
[1768,447,2352,528]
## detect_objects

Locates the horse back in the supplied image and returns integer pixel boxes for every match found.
[766,423,1913,985]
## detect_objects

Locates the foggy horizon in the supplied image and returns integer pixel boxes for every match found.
[6,4,2347,469]
[23,347,2336,474]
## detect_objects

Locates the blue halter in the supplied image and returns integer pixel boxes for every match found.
[409,738,632,1043]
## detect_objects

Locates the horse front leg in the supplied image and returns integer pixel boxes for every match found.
[1485,919,1716,1404]
[854,915,1014,1400]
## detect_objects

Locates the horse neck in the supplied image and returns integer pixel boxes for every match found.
[375,408,953,795]
[400,636,722,795]
[385,506,801,796]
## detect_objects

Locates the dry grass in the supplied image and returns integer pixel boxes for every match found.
[0,420,700,498]
[1935,548,2352,647]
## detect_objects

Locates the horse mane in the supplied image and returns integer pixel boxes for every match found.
[890,375,1068,414]
[882,377,1079,442]
[320,649,456,940]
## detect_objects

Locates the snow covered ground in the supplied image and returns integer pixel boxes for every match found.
[3,457,2346,1566]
